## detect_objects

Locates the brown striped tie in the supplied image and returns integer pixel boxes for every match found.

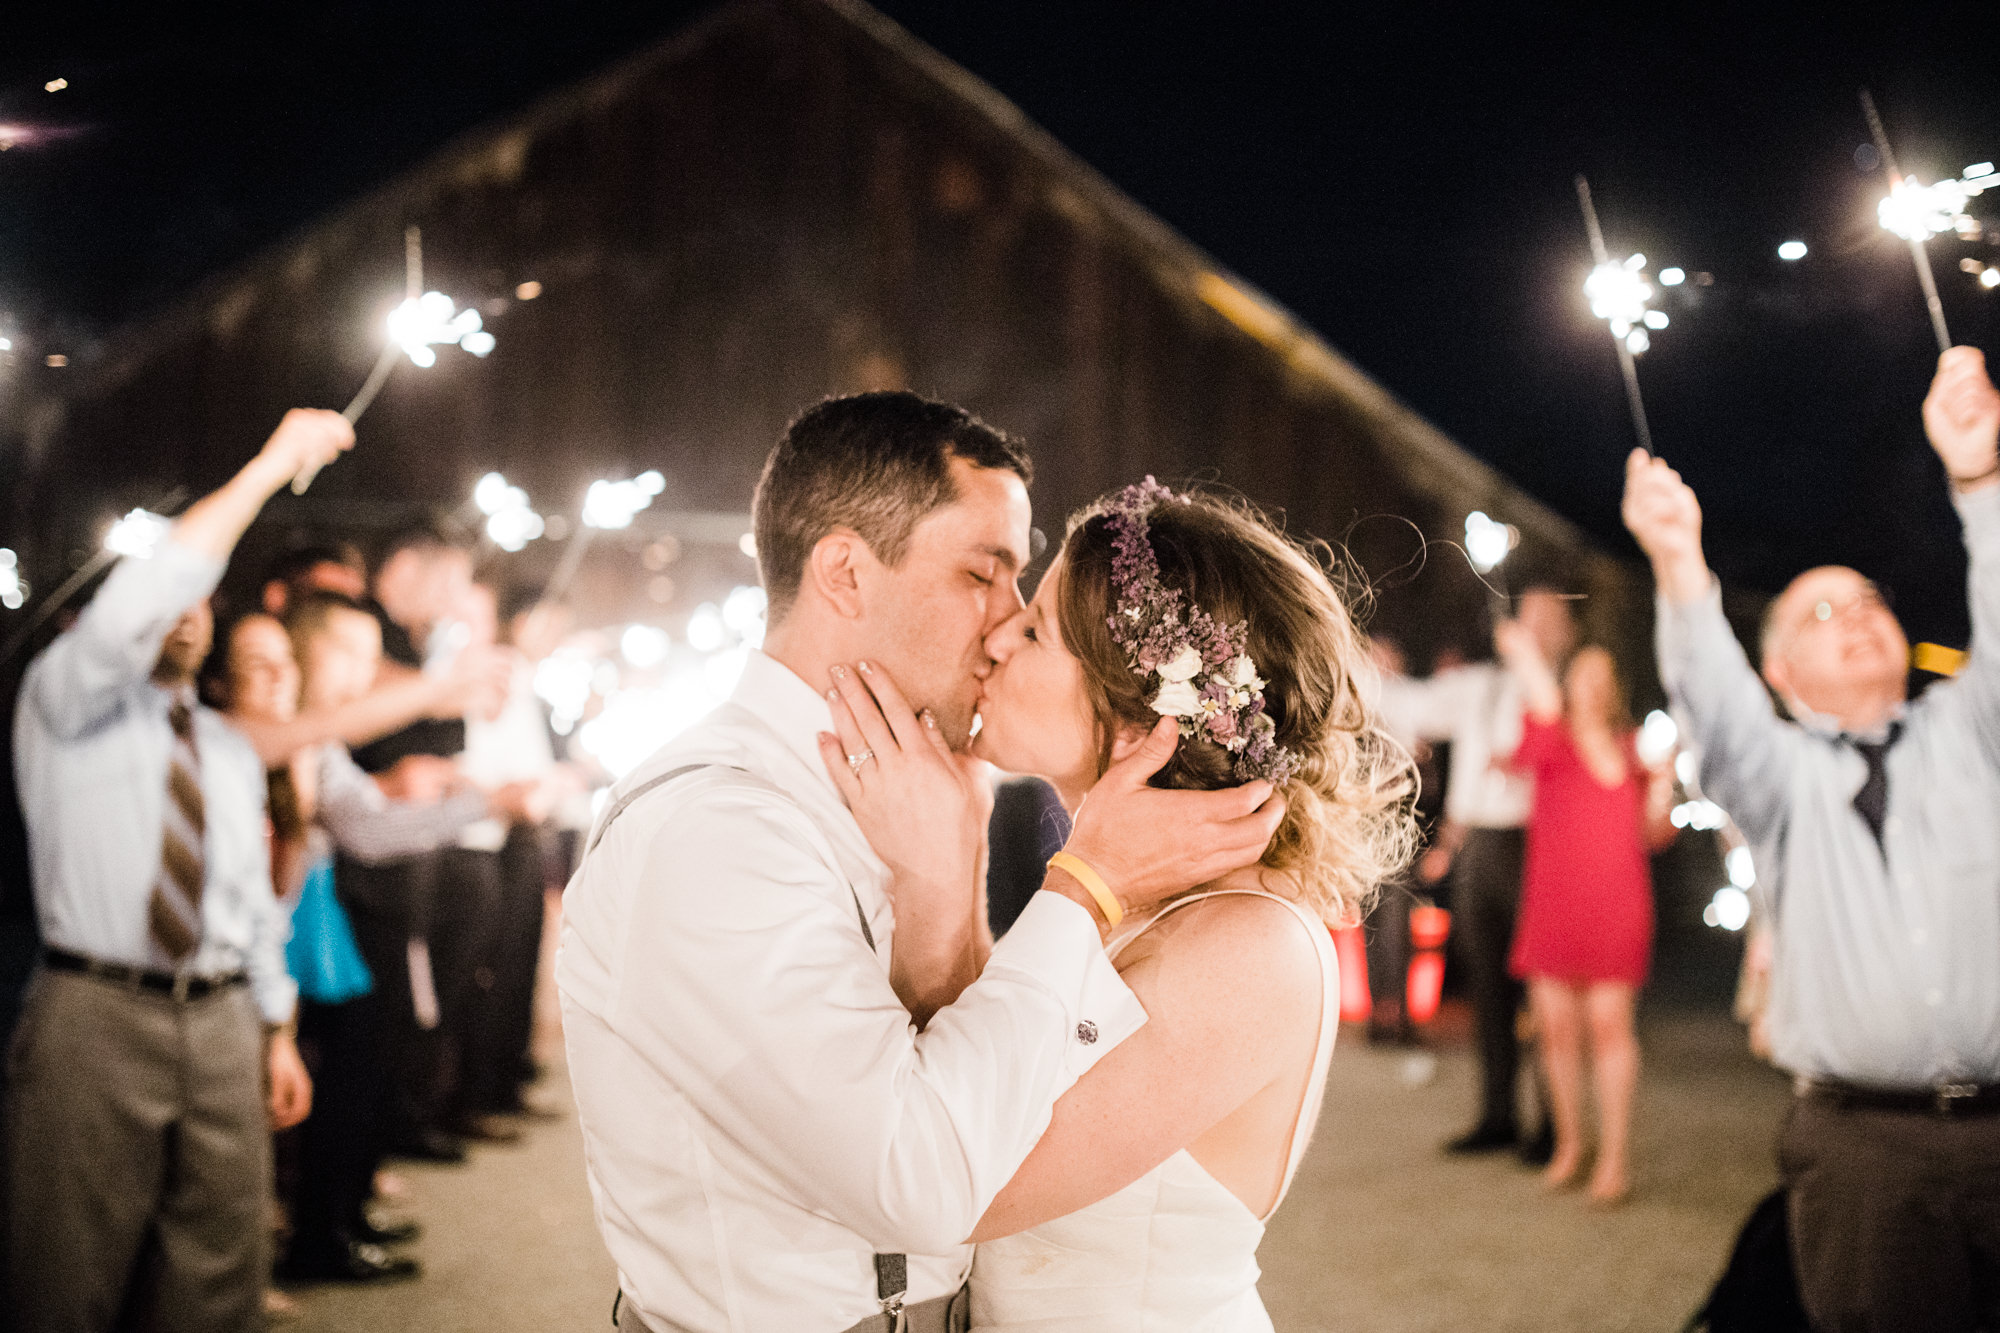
[149,696,206,962]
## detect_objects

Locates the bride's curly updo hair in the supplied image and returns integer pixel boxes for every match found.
[1056,487,1418,926]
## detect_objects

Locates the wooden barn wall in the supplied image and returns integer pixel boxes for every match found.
[2,0,1638,672]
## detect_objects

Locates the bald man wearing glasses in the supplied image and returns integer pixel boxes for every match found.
[1625,347,2000,1333]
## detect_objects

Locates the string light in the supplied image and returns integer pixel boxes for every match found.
[1464,511,1516,574]
[0,549,26,610]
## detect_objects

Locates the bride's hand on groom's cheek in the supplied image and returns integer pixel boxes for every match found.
[816,660,985,906]
[1066,717,1287,915]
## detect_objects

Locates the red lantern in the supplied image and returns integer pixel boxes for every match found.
[1406,904,1451,1026]
[1330,925,1372,1024]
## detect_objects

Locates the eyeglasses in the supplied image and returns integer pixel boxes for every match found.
[1801,582,1892,633]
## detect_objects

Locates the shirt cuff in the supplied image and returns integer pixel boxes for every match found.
[254,971,299,1027]
[984,891,1148,1082]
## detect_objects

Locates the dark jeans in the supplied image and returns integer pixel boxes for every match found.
[1453,827,1527,1132]
[1780,1094,2000,1332]
[291,992,388,1259]
[432,847,501,1125]
[1364,875,1415,1031]
[465,825,547,1112]
[335,852,437,1144]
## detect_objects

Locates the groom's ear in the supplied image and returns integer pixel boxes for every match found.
[805,529,870,620]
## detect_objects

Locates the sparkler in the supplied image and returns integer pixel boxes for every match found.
[291,226,496,494]
[1858,91,1997,355]
[1576,176,1660,456]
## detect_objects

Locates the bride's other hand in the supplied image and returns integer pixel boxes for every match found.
[1057,717,1287,928]
[818,660,987,1026]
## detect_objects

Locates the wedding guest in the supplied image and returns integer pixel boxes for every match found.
[1376,588,1577,1155]
[452,581,565,1126]
[266,594,535,1281]
[260,542,368,616]
[1495,627,1674,1204]
[344,527,482,1163]
[1624,347,2000,1331]
[7,411,349,1331]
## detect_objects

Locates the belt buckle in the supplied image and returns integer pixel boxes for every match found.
[171,970,194,1003]
[1936,1082,1978,1113]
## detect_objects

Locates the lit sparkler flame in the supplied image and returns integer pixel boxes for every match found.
[386,291,493,367]
[1878,162,1999,242]
[1584,253,1665,356]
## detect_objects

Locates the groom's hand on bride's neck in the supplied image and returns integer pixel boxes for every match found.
[1052,717,1287,935]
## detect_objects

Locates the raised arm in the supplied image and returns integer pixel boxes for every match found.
[1494,618,1562,723]
[21,411,352,740]
[821,665,1285,1028]
[1623,449,1798,844]
[1921,347,2000,760]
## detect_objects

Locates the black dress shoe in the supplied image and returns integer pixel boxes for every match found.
[353,1208,423,1245]
[387,1128,468,1164]
[279,1240,422,1284]
[449,1113,524,1144]
[1517,1121,1555,1167]
[1444,1122,1519,1155]
[484,1092,565,1121]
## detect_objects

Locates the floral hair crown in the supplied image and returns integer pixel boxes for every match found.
[1100,479,1299,784]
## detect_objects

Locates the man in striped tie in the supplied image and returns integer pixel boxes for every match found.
[8,408,353,1332]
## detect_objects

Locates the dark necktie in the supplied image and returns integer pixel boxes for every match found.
[149,696,206,962]
[1847,722,1904,853]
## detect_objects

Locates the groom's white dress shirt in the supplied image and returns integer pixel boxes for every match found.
[558,650,1147,1333]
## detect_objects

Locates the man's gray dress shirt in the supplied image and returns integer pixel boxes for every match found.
[1659,485,2000,1088]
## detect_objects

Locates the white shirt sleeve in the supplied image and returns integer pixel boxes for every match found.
[20,541,222,741]
[1374,665,1479,747]
[581,774,1146,1256]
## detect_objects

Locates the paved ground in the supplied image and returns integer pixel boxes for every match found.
[286,1002,1790,1332]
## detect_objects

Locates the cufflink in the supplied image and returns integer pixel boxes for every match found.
[1076,1020,1098,1045]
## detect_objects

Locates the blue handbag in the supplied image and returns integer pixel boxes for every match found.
[285,855,374,1004]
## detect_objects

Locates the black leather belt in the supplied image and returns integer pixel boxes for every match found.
[1799,1076,2000,1117]
[42,947,247,1001]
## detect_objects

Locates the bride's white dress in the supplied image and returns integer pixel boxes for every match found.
[969,888,1339,1332]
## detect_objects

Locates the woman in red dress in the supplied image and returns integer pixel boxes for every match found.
[1496,624,1674,1205]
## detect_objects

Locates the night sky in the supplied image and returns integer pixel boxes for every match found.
[4,2,1998,643]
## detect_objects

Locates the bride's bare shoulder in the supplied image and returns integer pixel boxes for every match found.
[1117,883,1324,1029]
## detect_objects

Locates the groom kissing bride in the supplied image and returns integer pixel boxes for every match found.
[558,392,1414,1332]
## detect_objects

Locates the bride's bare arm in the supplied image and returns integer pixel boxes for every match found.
[819,660,988,1027]
[966,892,1322,1242]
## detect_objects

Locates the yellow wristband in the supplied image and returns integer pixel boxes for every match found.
[1047,851,1123,929]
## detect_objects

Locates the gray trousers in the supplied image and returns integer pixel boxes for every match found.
[1780,1094,2000,1332]
[4,968,270,1333]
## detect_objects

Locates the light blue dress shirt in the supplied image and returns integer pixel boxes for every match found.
[13,539,295,1024]
[1659,486,2000,1087]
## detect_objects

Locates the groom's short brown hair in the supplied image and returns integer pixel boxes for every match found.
[754,392,1032,619]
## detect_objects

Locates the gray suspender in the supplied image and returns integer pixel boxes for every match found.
[585,762,904,1325]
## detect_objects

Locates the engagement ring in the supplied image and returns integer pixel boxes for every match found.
[846,749,875,774]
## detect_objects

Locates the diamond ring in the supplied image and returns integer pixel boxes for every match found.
[846,748,876,774]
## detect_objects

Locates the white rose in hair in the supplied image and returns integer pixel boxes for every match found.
[1228,655,1263,689]
[1158,646,1204,682]
[1151,679,1203,718]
